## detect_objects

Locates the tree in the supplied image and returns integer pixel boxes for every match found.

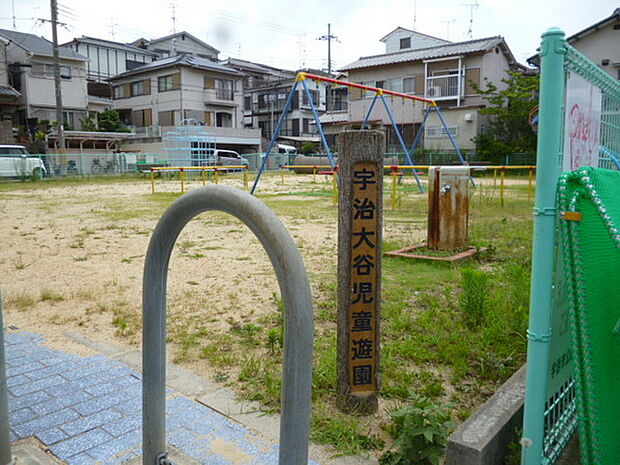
[80,116,98,132]
[472,71,539,163]
[98,109,130,133]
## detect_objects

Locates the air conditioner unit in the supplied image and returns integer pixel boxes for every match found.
[427,86,442,98]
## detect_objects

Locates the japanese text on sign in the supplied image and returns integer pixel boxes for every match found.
[349,161,379,393]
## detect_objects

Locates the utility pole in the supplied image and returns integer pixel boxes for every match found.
[50,0,65,155]
[317,23,338,75]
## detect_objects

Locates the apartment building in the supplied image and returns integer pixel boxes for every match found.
[240,69,332,144]
[337,28,520,151]
[0,29,89,130]
[109,53,260,152]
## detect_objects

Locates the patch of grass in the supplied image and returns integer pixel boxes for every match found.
[111,303,140,337]
[6,293,36,311]
[459,268,489,328]
[310,413,384,454]
[40,289,65,303]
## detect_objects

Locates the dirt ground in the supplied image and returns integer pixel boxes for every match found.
[0,172,526,366]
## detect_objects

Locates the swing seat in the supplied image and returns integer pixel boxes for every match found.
[318,170,336,175]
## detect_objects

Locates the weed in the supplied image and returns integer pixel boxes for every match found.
[230,323,262,346]
[459,268,489,328]
[310,414,384,454]
[6,293,36,311]
[266,328,282,354]
[40,289,65,303]
[380,395,455,465]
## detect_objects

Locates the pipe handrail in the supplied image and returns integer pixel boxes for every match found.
[142,185,314,465]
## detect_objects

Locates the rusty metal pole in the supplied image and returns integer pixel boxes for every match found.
[528,167,534,202]
[151,168,155,194]
[180,168,185,194]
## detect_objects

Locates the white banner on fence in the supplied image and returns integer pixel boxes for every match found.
[563,71,602,171]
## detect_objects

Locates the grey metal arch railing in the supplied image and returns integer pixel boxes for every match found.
[142,185,314,465]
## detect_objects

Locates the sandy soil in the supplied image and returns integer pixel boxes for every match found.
[0,172,526,360]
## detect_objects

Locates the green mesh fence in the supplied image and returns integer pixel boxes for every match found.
[558,167,620,465]
[522,29,620,465]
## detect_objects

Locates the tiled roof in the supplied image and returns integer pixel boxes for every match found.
[0,85,20,98]
[341,36,506,71]
[0,29,86,60]
[110,53,239,80]
[64,36,158,56]
[319,111,349,124]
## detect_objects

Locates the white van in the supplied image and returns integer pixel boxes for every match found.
[277,144,297,155]
[0,145,46,178]
[213,150,249,169]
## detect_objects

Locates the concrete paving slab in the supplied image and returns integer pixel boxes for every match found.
[4,329,378,465]
[12,438,61,465]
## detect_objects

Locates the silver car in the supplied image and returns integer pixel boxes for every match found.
[0,145,46,179]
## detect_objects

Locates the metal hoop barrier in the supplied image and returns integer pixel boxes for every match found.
[142,185,314,465]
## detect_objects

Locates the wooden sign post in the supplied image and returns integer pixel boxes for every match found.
[337,130,384,414]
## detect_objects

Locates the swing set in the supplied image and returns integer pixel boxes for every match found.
[250,72,471,194]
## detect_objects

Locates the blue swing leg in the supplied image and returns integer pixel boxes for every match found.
[380,94,424,193]
[251,81,300,195]
[300,80,335,168]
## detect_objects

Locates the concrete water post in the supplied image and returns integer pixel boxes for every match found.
[427,166,470,251]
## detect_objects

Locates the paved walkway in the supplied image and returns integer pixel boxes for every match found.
[5,331,319,464]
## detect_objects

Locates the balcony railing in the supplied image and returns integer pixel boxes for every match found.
[425,74,462,100]
[215,88,234,100]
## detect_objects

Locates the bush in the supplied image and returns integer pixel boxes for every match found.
[380,394,455,465]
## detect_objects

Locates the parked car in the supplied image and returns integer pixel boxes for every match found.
[0,145,46,179]
[214,150,249,169]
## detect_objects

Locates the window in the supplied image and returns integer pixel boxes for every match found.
[39,63,71,78]
[375,80,385,89]
[158,74,180,92]
[403,77,415,94]
[425,125,458,138]
[399,37,411,49]
[244,96,252,110]
[215,79,234,100]
[158,110,176,126]
[216,112,232,128]
[131,79,150,97]
[388,78,403,93]
[113,85,126,99]
[302,118,310,134]
[302,89,319,106]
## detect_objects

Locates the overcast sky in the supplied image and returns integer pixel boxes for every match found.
[1,0,617,70]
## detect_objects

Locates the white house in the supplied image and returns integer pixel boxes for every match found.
[62,36,158,83]
[130,32,219,60]
[109,53,260,153]
[336,29,520,151]
[0,28,89,130]
[528,8,620,81]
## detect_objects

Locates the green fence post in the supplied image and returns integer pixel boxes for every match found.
[521,28,567,465]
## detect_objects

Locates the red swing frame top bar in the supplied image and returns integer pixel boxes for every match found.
[298,72,437,106]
